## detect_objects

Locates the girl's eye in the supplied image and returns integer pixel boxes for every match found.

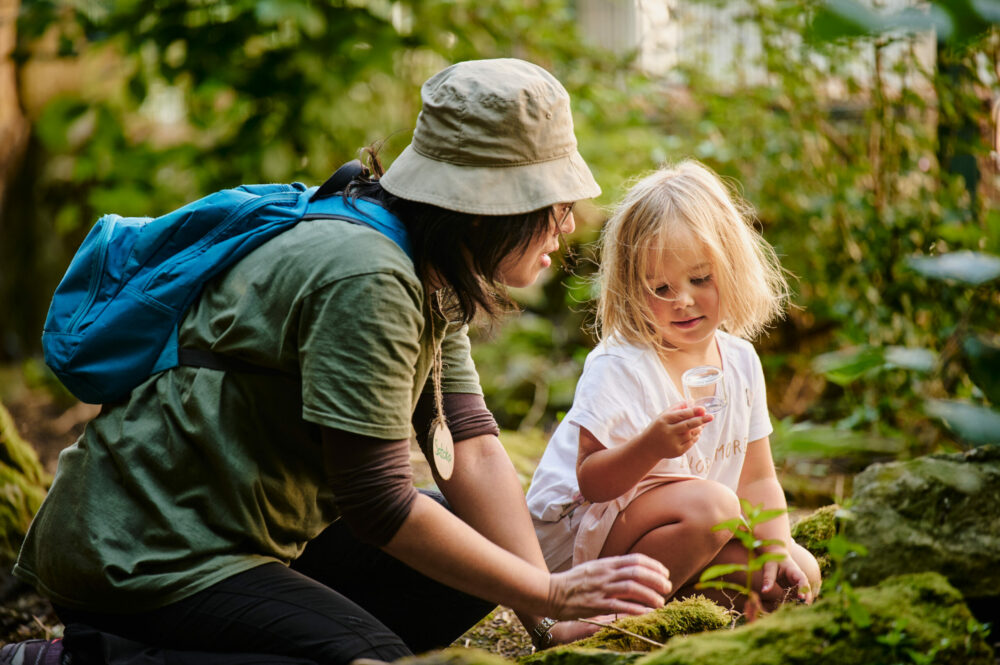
[654,284,673,297]
[692,274,713,285]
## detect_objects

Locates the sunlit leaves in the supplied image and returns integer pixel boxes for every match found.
[907,251,1000,286]
[925,399,1000,445]
[963,334,1000,403]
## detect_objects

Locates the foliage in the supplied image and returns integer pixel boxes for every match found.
[5,0,1000,452]
[696,499,789,623]
[0,402,50,567]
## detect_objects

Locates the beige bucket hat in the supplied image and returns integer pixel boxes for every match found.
[380,58,601,215]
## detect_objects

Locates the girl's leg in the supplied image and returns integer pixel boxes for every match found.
[56,562,412,665]
[291,489,496,653]
[599,479,742,593]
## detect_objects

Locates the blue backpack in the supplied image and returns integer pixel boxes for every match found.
[42,164,412,404]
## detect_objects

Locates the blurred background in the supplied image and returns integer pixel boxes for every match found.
[1,0,999,513]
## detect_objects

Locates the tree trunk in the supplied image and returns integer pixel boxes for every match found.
[0,0,28,214]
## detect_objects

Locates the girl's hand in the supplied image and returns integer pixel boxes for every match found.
[545,553,671,619]
[761,551,814,607]
[647,404,713,459]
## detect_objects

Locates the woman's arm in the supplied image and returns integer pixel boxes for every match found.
[321,426,671,621]
[383,486,671,619]
[576,406,711,503]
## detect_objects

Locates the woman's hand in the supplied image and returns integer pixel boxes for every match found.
[545,553,671,619]
[547,614,620,646]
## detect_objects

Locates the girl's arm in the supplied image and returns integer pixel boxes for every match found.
[736,436,810,600]
[576,406,711,503]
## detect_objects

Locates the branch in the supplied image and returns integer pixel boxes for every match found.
[576,619,665,648]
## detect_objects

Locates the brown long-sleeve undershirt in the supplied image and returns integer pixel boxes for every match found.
[322,393,500,546]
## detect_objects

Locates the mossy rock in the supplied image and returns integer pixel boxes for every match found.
[569,596,731,652]
[521,647,643,665]
[520,597,730,665]
[0,401,50,567]
[790,504,837,578]
[843,446,1000,604]
[399,647,515,665]
[635,572,992,665]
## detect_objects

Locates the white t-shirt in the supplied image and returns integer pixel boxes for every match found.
[526,331,772,568]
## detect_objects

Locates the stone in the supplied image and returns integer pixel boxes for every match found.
[842,445,1000,623]
[635,573,992,665]
[569,596,732,652]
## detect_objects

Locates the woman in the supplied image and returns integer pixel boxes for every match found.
[7,59,670,665]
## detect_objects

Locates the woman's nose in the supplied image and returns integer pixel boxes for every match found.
[558,210,575,234]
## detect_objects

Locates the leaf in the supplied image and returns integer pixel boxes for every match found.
[700,563,747,582]
[697,581,748,594]
[812,346,885,385]
[963,334,1000,404]
[750,508,788,525]
[750,552,787,568]
[907,251,1000,286]
[711,518,746,533]
[770,418,903,461]
[925,400,1000,445]
[884,346,937,373]
[846,600,872,628]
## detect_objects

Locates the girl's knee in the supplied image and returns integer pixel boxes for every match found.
[682,479,741,530]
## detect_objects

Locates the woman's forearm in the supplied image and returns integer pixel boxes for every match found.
[382,492,552,612]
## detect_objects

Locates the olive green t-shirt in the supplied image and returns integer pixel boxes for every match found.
[13,218,482,612]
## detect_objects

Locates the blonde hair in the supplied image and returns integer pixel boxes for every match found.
[596,160,790,349]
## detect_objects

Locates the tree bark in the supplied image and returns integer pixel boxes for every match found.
[0,0,28,214]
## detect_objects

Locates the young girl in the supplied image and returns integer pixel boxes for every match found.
[527,160,820,611]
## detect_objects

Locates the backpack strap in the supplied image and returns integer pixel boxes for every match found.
[310,160,367,201]
[177,348,290,376]
[178,183,412,376]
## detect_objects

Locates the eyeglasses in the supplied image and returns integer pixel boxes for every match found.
[552,203,575,233]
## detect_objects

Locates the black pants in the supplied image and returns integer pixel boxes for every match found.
[55,491,495,665]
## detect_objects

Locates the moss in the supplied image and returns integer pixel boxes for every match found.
[568,596,731,653]
[0,402,50,566]
[634,573,993,665]
[399,647,514,665]
[521,647,644,665]
[790,505,837,578]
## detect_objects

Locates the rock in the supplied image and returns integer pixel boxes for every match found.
[398,647,518,665]
[842,446,1000,622]
[0,401,50,568]
[790,504,838,578]
[521,648,642,665]
[635,573,992,665]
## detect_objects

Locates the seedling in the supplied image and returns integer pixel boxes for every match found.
[697,498,788,623]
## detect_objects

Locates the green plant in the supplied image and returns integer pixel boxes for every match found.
[696,499,788,623]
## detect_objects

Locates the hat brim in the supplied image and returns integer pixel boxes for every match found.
[380,144,601,215]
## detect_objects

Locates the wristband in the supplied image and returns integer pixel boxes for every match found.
[531,617,558,650]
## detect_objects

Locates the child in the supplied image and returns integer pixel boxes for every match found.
[527,160,820,609]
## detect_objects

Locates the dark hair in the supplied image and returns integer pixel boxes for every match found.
[343,149,555,326]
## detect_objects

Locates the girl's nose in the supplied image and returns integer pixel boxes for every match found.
[673,289,695,308]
